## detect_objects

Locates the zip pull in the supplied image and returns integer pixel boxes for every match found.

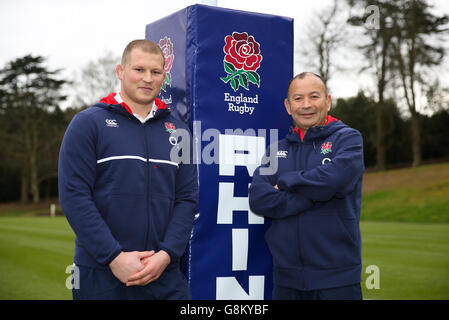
[313,141,317,153]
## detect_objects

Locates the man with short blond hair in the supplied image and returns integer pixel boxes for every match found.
[121,39,165,65]
[59,39,198,299]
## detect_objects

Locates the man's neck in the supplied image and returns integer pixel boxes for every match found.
[294,117,330,140]
[117,92,154,119]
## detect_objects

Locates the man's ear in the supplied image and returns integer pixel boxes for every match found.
[284,98,292,116]
[327,94,332,112]
[116,64,123,81]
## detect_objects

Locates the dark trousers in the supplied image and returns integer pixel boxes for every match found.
[273,283,362,300]
[73,265,191,300]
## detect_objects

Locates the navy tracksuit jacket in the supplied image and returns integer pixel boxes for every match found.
[249,116,364,291]
[58,94,198,274]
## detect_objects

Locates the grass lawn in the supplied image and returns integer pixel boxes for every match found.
[0,162,448,299]
[0,216,74,299]
[361,221,449,300]
[361,162,449,223]
[0,216,448,299]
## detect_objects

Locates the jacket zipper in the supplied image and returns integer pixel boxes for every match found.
[296,140,306,289]
[142,122,150,250]
[296,141,305,272]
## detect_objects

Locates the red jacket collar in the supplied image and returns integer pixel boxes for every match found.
[100,92,167,115]
[293,115,339,141]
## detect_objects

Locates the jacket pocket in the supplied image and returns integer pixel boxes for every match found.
[299,215,360,270]
[149,162,177,196]
[148,193,175,245]
[265,215,301,268]
[103,194,147,251]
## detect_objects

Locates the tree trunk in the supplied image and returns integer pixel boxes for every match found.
[375,103,387,171]
[20,166,29,204]
[408,0,421,167]
[375,71,387,171]
[45,179,51,200]
[410,110,422,167]
[374,26,391,171]
[29,146,40,204]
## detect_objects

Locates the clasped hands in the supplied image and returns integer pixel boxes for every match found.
[109,250,170,286]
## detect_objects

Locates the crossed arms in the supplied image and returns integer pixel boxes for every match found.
[249,130,364,219]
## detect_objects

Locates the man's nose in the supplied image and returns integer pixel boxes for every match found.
[143,71,153,83]
[302,97,313,108]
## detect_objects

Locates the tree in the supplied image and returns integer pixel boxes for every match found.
[424,78,449,113]
[0,55,68,203]
[332,91,411,168]
[70,51,120,108]
[296,0,348,89]
[332,91,377,167]
[421,110,449,161]
[347,0,400,170]
[348,0,449,168]
[0,90,21,202]
[390,0,449,167]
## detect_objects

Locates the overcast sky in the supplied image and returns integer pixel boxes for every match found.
[1,0,448,107]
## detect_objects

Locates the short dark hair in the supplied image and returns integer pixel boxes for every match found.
[286,72,328,97]
[121,39,165,68]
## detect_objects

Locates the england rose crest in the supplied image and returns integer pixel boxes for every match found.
[220,32,262,91]
[164,122,176,134]
[158,36,174,92]
[321,142,333,155]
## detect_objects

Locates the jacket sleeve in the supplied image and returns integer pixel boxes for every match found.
[58,113,122,266]
[248,155,314,220]
[158,129,199,261]
[277,129,364,202]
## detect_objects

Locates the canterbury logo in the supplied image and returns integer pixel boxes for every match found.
[276,150,288,158]
[105,119,119,128]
